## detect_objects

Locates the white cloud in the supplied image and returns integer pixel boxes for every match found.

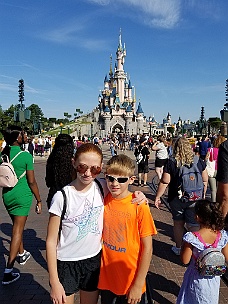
[41,18,110,50]
[0,83,17,93]
[87,0,110,4]
[86,0,181,29]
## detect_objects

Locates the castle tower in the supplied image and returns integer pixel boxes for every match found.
[125,104,133,134]
[115,29,126,103]
[97,30,140,136]
[136,101,144,134]
[103,106,111,136]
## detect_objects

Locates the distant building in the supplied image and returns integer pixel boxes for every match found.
[91,30,148,137]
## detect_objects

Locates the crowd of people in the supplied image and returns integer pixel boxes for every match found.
[1,126,228,304]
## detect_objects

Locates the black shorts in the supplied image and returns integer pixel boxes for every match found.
[138,163,149,174]
[57,251,101,296]
[100,290,146,304]
[155,158,167,168]
[169,197,198,226]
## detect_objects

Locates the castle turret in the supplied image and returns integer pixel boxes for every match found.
[115,29,126,102]
[104,75,109,89]
[125,104,133,133]
[136,101,144,134]
[103,106,111,136]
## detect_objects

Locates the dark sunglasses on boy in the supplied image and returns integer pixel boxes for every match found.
[105,174,130,184]
[76,164,102,175]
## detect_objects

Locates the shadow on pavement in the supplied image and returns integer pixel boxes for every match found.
[1,223,47,271]
[152,239,183,266]
[0,272,51,303]
[147,271,180,304]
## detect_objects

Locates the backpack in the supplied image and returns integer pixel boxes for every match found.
[193,231,226,277]
[178,160,204,202]
[135,147,144,165]
[0,151,26,188]
[58,178,104,239]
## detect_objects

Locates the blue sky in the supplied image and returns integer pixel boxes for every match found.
[0,0,228,124]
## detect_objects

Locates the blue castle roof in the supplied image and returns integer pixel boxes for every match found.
[126,104,132,112]
[136,102,144,114]
[104,106,110,113]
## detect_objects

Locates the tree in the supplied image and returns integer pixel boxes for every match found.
[0,104,16,132]
[208,117,222,133]
[167,126,175,135]
[27,104,44,121]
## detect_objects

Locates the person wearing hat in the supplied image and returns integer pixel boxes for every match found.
[134,137,150,186]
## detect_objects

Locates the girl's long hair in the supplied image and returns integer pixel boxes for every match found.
[173,137,194,167]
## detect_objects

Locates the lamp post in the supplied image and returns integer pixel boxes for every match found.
[60,123,63,134]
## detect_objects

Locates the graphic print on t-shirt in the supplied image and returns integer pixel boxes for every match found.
[66,198,103,241]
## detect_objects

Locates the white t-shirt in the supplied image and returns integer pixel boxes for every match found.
[49,181,105,261]
[156,142,168,159]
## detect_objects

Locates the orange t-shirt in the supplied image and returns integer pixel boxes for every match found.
[98,192,157,295]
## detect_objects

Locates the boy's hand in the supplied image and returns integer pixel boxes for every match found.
[127,284,142,304]
[132,191,148,205]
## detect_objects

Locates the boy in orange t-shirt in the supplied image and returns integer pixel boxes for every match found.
[98,154,157,304]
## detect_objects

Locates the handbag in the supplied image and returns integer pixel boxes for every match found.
[206,148,216,178]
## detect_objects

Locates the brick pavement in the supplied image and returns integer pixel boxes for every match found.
[0,145,227,304]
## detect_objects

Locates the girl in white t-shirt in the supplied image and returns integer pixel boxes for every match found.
[46,143,145,304]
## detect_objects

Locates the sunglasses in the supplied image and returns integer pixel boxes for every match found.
[76,164,101,175]
[105,175,129,184]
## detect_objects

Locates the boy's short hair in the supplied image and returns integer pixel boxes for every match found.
[105,154,135,177]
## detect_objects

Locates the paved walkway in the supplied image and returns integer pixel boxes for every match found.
[0,145,227,303]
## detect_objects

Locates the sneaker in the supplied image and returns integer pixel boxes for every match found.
[2,271,20,285]
[171,246,181,256]
[18,250,31,265]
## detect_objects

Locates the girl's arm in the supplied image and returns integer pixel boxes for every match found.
[127,236,152,303]
[180,241,193,265]
[151,144,159,151]
[154,172,170,209]
[201,169,208,199]
[222,243,228,262]
[46,213,67,304]
[26,170,42,214]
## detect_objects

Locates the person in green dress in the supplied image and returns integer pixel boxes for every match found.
[1,126,42,285]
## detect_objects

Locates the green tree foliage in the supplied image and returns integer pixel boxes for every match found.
[167,126,175,135]
[27,104,44,121]
[208,117,222,131]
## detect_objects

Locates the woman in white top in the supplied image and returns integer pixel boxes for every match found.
[46,143,146,304]
[152,135,168,180]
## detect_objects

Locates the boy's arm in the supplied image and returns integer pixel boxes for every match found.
[46,214,67,304]
[127,235,152,304]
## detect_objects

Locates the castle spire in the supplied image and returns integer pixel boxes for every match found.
[109,54,113,77]
[118,28,122,51]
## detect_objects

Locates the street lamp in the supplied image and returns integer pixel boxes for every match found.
[60,123,63,134]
